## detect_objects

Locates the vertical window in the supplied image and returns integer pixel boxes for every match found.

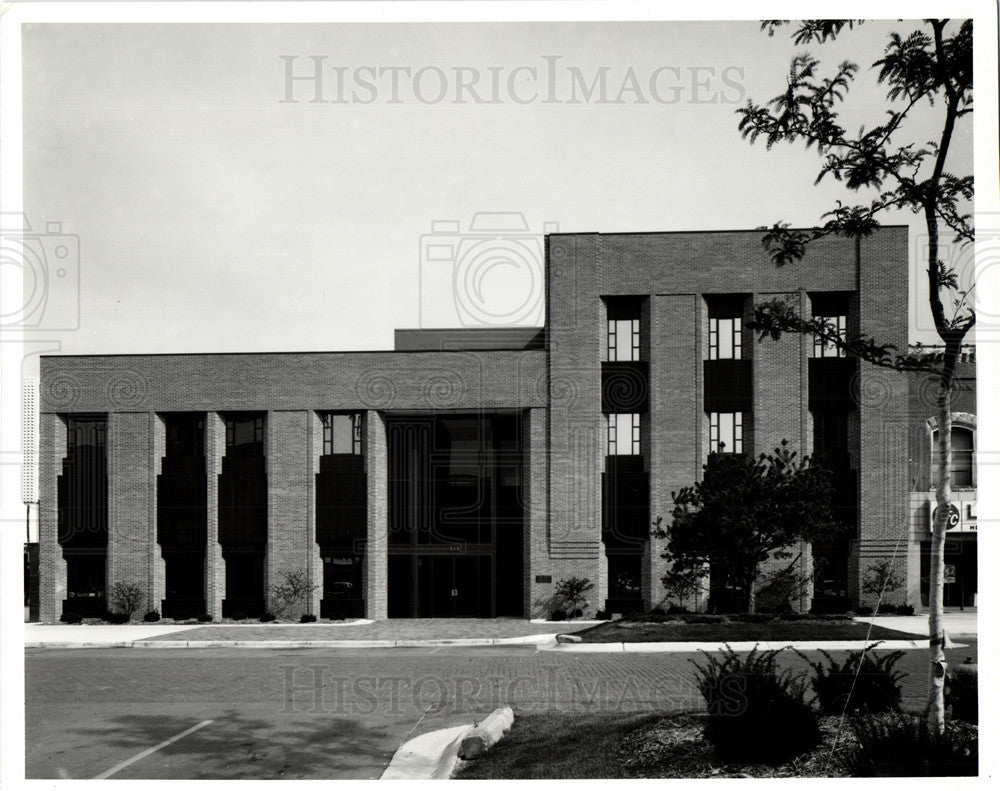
[932,426,974,487]
[812,411,849,465]
[813,315,847,357]
[708,317,742,360]
[709,412,743,454]
[322,413,363,455]
[68,418,106,453]
[225,415,265,455]
[607,413,641,455]
[607,318,640,361]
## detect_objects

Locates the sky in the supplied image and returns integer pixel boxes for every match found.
[13,13,981,383]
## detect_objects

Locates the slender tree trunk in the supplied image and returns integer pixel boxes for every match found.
[746,567,758,614]
[928,348,958,734]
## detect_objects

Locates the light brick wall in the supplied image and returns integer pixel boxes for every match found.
[648,294,700,611]
[149,414,166,613]
[306,410,323,616]
[205,412,226,619]
[38,414,67,622]
[107,412,152,620]
[365,410,388,619]
[266,410,310,617]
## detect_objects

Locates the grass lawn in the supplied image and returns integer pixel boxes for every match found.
[454,712,978,779]
[454,712,856,778]
[576,620,924,642]
[454,713,665,779]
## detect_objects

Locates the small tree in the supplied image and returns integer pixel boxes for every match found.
[107,582,145,621]
[656,441,842,613]
[861,559,905,600]
[554,576,594,620]
[269,569,319,618]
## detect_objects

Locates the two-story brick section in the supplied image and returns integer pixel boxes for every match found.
[39,226,932,622]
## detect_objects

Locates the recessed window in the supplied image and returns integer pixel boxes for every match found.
[607,319,640,362]
[607,413,640,456]
[813,315,847,357]
[932,426,974,487]
[225,415,265,455]
[68,417,106,452]
[709,412,743,454]
[708,317,742,360]
[322,413,363,455]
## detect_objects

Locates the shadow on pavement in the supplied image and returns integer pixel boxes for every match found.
[50,711,399,780]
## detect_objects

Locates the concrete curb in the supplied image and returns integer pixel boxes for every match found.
[25,634,561,650]
[381,723,474,780]
[537,638,966,653]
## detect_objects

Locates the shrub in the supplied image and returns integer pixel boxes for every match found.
[554,577,594,620]
[550,608,567,622]
[107,581,145,619]
[691,646,821,764]
[729,613,774,623]
[946,658,978,724]
[197,613,213,622]
[143,610,161,622]
[880,603,898,614]
[60,611,83,624]
[846,712,978,776]
[856,605,874,616]
[105,611,130,624]
[649,606,667,616]
[666,603,690,615]
[595,610,611,621]
[230,612,247,621]
[269,569,319,617]
[259,612,276,622]
[897,604,915,616]
[300,613,318,623]
[861,560,903,598]
[799,644,905,715]
[683,614,725,624]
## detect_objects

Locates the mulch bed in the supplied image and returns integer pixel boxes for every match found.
[619,713,857,777]
[619,712,979,778]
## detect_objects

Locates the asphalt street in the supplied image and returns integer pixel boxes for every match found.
[25,641,977,780]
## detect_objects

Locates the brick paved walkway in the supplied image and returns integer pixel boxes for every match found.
[143,618,592,642]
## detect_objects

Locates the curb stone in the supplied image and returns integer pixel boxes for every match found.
[379,707,514,780]
[381,723,474,780]
[537,639,965,653]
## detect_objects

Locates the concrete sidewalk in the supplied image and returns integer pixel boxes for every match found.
[24,618,586,649]
[24,612,976,650]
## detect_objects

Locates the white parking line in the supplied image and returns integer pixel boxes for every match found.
[92,720,214,779]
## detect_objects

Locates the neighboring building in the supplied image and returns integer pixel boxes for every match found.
[900,347,977,611]
[37,226,913,622]
[24,376,40,622]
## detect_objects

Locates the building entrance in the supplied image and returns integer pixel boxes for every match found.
[386,413,523,618]
[389,554,492,617]
[921,537,977,609]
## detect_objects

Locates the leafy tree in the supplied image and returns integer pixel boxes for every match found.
[655,442,841,613]
[554,576,594,619]
[736,18,972,732]
[861,558,905,599]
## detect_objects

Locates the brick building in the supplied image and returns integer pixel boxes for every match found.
[38,226,920,622]
[902,349,978,611]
